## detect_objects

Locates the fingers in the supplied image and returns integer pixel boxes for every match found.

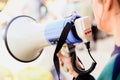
[57,52,84,70]
[57,52,64,59]
[57,52,69,72]
[57,52,84,78]
[57,52,71,62]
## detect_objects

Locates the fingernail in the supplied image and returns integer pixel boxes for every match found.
[61,62,64,66]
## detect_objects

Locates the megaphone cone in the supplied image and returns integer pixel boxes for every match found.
[4,15,50,62]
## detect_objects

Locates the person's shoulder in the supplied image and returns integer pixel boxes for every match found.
[112,54,120,80]
[97,54,120,80]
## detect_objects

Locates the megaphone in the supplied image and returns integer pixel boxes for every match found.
[4,14,97,79]
[4,14,92,62]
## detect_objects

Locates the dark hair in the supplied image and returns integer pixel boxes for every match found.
[118,0,120,5]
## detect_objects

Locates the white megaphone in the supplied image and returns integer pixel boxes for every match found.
[4,14,92,62]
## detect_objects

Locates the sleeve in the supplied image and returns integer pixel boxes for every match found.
[97,55,116,80]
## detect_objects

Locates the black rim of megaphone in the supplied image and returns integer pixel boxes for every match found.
[4,15,42,63]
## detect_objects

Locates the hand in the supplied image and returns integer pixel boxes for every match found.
[57,52,83,78]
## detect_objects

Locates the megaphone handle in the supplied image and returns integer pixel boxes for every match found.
[68,44,85,69]
[69,42,97,76]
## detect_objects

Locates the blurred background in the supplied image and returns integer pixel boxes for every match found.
[0,0,115,80]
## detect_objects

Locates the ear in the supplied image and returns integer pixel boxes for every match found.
[104,0,113,11]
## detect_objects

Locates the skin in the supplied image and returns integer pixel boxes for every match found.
[57,0,120,78]
[92,0,120,46]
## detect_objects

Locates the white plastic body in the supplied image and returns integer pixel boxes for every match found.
[74,16,92,43]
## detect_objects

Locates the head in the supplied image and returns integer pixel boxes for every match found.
[91,0,120,33]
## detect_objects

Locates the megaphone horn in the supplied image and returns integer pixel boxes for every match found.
[4,15,47,62]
